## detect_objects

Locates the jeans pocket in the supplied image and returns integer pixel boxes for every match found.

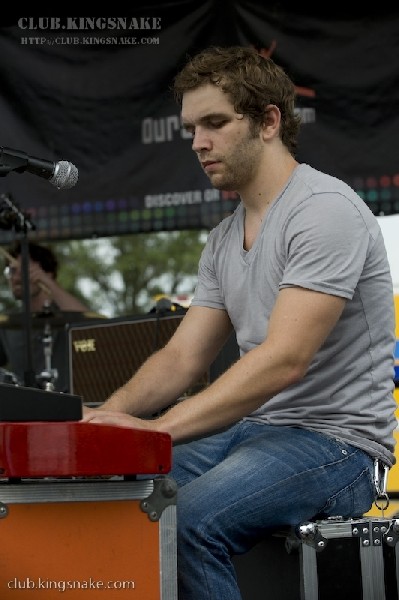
[320,463,376,519]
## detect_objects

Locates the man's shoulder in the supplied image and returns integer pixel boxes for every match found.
[294,164,360,201]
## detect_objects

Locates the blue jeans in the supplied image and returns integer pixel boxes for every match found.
[170,421,376,600]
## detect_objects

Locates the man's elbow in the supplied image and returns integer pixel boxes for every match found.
[283,357,310,388]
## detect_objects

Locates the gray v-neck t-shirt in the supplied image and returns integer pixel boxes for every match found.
[192,164,396,466]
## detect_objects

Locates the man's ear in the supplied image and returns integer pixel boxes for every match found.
[261,104,281,139]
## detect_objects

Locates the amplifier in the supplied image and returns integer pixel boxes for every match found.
[67,312,200,405]
[67,312,239,406]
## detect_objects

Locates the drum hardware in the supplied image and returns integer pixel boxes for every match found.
[0,310,106,329]
[34,307,105,391]
[0,367,20,386]
[0,193,37,387]
[36,321,58,392]
[0,307,106,392]
[0,193,105,390]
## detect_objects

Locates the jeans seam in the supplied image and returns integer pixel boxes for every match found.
[319,466,374,515]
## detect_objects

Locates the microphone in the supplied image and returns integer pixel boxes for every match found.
[0,146,78,189]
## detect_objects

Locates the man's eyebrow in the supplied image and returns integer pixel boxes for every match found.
[182,112,231,128]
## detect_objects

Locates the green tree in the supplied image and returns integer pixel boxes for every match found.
[0,230,207,317]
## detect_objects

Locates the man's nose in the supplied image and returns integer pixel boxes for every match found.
[192,128,212,153]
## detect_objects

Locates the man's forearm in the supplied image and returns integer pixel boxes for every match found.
[99,346,202,417]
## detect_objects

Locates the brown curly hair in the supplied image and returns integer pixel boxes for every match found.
[173,46,301,155]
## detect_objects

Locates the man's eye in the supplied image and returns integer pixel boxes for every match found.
[208,121,224,129]
[210,121,226,129]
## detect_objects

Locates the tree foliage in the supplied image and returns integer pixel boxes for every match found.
[0,231,208,317]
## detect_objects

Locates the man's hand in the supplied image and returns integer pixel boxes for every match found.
[81,408,161,432]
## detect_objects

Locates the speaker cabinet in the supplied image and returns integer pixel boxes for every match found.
[67,311,239,406]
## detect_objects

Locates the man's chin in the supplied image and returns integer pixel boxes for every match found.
[207,173,226,188]
[209,177,236,192]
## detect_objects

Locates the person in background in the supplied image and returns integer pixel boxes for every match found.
[0,241,88,391]
[82,46,396,600]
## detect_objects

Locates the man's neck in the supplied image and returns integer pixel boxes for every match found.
[241,156,298,221]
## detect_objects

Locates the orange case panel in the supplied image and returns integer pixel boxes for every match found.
[0,497,164,599]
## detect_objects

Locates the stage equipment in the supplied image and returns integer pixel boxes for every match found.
[234,515,399,600]
[0,310,105,329]
[0,146,78,189]
[0,381,82,421]
[0,186,82,389]
[0,417,176,600]
[67,312,239,406]
[0,193,44,386]
[0,309,106,391]
[0,367,19,385]
[68,312,188,405]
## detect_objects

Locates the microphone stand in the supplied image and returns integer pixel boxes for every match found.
[0,193,37,387]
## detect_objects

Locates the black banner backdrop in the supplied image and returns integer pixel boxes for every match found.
[0,4,398,244]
